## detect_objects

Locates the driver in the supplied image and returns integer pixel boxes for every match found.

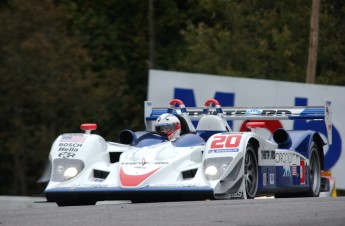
[155,113,181,141]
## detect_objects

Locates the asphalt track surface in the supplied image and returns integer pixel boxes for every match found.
[1,197,345,226]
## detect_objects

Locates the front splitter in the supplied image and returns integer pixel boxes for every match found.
[45,186,214,203]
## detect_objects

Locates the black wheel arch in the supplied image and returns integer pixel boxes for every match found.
[248,137,260,159]
[312,132,325,170]
[245,138,260,199]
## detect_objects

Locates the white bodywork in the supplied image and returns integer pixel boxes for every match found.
[45,131,266,199]
[43,99,334,204]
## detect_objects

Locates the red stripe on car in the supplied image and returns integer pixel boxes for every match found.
[120,167,161,187]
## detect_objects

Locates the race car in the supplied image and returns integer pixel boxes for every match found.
[40,98,334,206]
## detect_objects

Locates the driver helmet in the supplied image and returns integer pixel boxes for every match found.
[155,113,181,141]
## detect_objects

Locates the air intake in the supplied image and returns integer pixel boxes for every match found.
[182,169,198,179]
[273,128,292,148]
[93,170,109,179]
[109,152,121,163]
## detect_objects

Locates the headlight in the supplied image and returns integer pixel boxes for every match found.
[204,157,233,181]
[52,159,84,182]
[205,165,218,176]
[64,167,79,179]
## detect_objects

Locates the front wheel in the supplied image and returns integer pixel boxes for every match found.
[244,144,258,199]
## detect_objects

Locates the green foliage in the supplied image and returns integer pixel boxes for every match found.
[172,0,345,85]
[174,0,311,81]
[316,1,345,85]
[0,0,129,195]
[0,0,344,195]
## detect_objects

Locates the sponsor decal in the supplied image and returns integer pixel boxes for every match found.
[300,160,305,184]
[292,165,301,185]
[262,150,275,160]
[245,109,263,115]
[59,143,83,148]
[269,173,275,185]
[142,158,147,166]
[229,190,244,199]
[187,109,292,117]
[89,178,105,183]
[208,148,239,153]
[263,172,267,186]
[291,165,298,176]
[60,135,85,143]
[58,152,76,159]
[58,142,82,152]
[283,166,291,177]
[209,135,241,153]
[275,153,294,164]
[228,109,292,116]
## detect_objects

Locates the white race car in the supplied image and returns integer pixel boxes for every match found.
[40,99,334,206]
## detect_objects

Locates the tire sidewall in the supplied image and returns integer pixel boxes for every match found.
[245,144,258,199]
[309,142,321,197]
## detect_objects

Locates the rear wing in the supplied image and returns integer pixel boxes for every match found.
[144,100,332,144]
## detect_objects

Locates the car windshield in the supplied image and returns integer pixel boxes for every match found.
[133,133,166,147]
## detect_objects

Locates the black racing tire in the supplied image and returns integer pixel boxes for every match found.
[306,141,321,197]
[244,144,258,199]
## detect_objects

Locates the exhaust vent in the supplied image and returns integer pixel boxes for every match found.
[93,169,110,179]
[109,152,121,163]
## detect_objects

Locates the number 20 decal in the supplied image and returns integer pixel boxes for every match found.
[210,135,242,149]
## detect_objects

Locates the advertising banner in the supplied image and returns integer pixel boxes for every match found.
[148,70,345,189]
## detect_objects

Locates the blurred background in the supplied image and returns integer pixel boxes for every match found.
[0,0,344,196]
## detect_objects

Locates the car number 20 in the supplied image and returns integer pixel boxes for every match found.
[210,135,242,149]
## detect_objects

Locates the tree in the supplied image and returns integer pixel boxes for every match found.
[171,0,345,85]
[0,0,127,195]
[316,0,345,85]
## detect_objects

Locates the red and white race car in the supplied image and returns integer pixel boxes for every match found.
[40,99,334,206]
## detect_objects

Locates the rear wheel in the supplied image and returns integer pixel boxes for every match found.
[308,142,321,197]
[244,144,258,199]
